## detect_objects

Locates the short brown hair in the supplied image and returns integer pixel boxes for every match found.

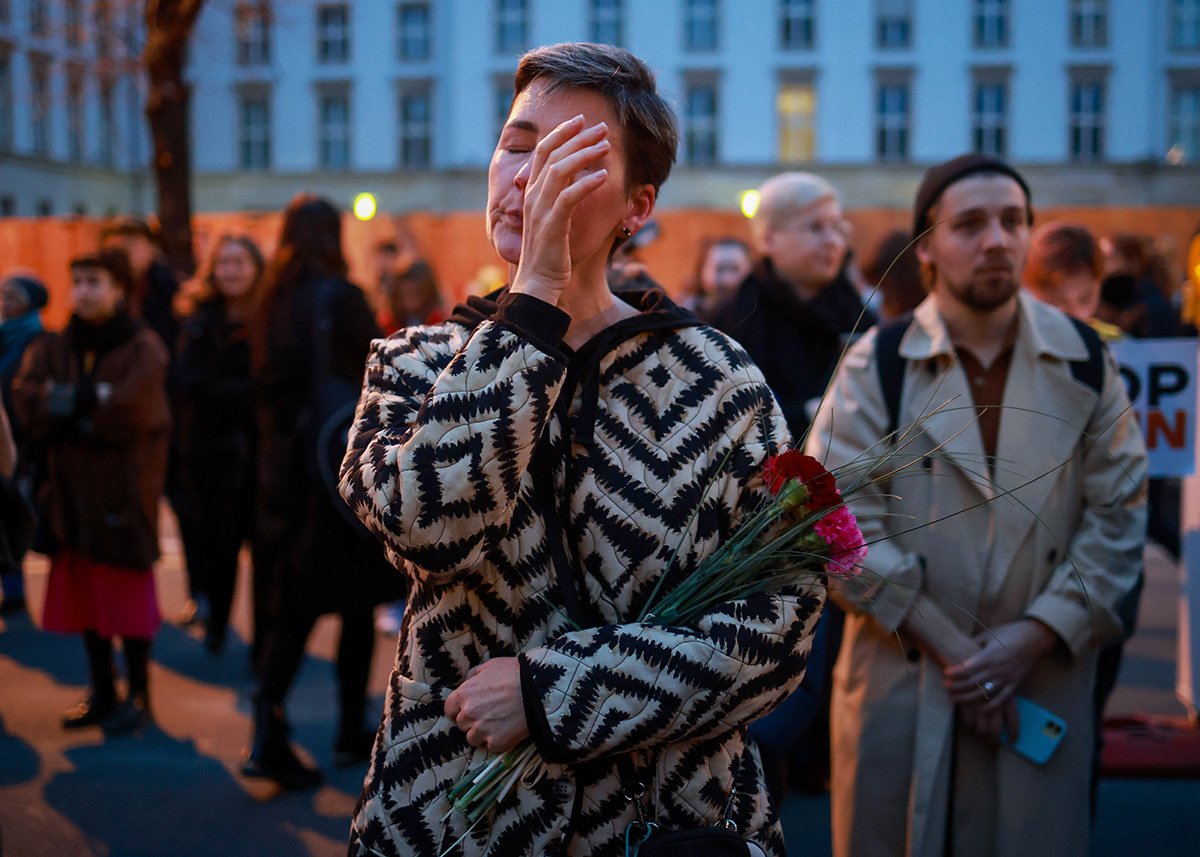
[1025,222,1103,292]
[513,42,678,193]
[70,247,135,294]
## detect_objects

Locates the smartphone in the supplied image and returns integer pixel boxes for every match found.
[1001,696,1067,765]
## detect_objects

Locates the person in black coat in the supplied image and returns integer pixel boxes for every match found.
[241,194,404,790]
[175,235,264,655]
[712,171,874,804]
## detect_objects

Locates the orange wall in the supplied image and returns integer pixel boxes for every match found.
[5,206,1197,331]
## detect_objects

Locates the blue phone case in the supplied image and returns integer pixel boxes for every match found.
[1002,696,1067,765]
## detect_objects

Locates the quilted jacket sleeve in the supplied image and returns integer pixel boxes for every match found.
[517,387,827,765]
[338,292,569,579]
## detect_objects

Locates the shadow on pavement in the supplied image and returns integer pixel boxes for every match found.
[44,729,348,857]
[0,714,39,788]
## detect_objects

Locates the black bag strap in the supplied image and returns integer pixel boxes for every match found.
[874,313,1106,439]
[874,315,912,439]
[1064,315,1106,395]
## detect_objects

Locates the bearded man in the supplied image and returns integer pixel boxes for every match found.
[806,154,1147,857]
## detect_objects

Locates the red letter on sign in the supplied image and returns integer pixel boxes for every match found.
[1146,410,1186,450]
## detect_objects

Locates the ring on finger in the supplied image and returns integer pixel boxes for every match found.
[982,680,997,696]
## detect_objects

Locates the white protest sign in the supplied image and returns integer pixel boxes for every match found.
[1109,338,1199,478]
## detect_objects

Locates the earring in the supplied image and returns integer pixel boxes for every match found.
[618,226,632,238]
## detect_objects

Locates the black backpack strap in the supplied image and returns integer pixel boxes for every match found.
[1064,316,1106,395]
[874,315,912,438]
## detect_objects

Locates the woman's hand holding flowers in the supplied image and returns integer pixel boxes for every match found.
[444,657,530,754]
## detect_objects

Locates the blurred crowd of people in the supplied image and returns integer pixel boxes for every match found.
[0,195,448,787]
[0,159,1195,845]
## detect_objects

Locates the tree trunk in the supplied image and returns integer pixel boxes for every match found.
[142,0,205,277]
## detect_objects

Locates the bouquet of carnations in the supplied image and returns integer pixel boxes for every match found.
[441,449,865,845]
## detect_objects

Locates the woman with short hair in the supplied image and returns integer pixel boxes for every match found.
[339,42,822,856]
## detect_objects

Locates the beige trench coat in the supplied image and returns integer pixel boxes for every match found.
[806,293,1147,857]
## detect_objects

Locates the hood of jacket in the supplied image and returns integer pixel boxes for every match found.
[450,284,704,446]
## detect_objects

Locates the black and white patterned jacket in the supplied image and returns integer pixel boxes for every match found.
[339,288,825,856]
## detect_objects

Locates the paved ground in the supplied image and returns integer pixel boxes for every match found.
[1,519,1198,856]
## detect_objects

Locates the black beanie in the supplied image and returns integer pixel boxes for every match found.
[912,154,1033,239]
[2,274,49,311]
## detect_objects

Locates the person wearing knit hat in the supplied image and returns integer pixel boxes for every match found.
[806,154,1147,857]
[0,270,47,615]
[1,271,50,320]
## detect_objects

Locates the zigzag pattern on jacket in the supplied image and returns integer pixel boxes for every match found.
[339,308,825,857]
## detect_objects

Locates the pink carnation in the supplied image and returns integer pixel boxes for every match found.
[814,505,867,578]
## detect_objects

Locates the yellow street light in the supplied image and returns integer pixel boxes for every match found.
[353,192,378,221]
[740,189,761,219]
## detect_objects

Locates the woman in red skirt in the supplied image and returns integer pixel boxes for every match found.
[13,248,170,733]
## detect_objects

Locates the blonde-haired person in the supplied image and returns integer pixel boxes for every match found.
[713,171,872,438]
[174,235,265,655]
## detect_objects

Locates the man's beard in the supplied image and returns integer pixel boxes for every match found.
[943,270,1020,313]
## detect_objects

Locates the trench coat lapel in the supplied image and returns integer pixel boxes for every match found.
[986,294,1095,585]
[900,299,995,504]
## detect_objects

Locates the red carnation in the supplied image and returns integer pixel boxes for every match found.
[763,450,839,507]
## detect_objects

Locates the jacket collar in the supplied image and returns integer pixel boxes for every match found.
[900,290,1091,365]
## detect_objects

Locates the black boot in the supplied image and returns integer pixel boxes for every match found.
[64,632,118,729]
[102,692,152,734]
[62,694,118,730]
[241,698,323,790]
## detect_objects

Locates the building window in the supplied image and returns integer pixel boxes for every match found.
[1068,75,1105,161]
[1171,0,1200,50]
[30,59,50,156]
[37,199,53,217]
[779,0,815,50]
[397,1,432,60]
[237,2,271,65]
[972,77,1008,157]
[683,80,719,165]
[65,0,83,47]
[494,79,513,141]
[1169,83,1200,162]
[0,51,11,153]
[1070,0,1107,48]
[398,85,432,168]
[0,197,14,217]
[974,0,1009,49]
[0,2,8,25]
[495,0,527,53]
[318,90,351,170]
[877,0,912,49]
[317,4,350,63]
[684,0,718,51]
[238,91,271,170]
[590,0,623,46]
[777,80,816,163]
[98,78,115,166]
[29,0,47,36]
[95,0,111,59]
[875,77,911,162]
[67,70,85,162]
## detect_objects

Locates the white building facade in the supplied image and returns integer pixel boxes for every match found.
[0,0,149,218]
[3,0,1200,217]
